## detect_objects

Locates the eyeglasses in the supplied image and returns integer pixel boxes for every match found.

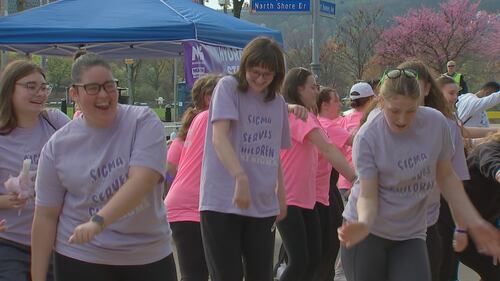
[447,65,456,67]
[72,80,118,95]
[16,82,52,96]
[248,68,275,80]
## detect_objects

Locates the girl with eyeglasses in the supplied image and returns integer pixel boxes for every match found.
[198,37,291,281]
[31,54,177,281]
[278,67,356,281]
[0,60,69,281]
[339,67,500,281]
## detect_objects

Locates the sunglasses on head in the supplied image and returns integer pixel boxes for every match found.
[379,68,418,85]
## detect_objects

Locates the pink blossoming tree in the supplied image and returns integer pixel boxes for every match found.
[376,0,494,71]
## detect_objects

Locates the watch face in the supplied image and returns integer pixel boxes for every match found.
[92,215,104,226]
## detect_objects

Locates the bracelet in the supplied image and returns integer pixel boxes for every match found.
[165,172,175,184]
[455,228,468,234]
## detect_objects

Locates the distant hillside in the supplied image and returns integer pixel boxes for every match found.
[237,0,500,47]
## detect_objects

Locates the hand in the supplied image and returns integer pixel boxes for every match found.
[233,173,250,210]
[288,104,308,121]
[338,221,369,248]
[468,220,500,260]
[0,219,6,232]
[276,200,287,222]
[453,232,468,252]
[0,194,28,209]
[69,221,102,244]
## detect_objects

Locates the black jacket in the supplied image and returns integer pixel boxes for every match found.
[463,141,500,222]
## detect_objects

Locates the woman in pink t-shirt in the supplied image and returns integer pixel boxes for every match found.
[314,87,353,281]
[277,67,356,281]
[341,82,375,134]
[338,82,375,197]
[164,74,220,281]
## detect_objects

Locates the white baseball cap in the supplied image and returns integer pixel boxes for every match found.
[349,82,375,100]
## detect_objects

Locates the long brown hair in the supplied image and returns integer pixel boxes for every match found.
[282,67,313,109]
[233,37,285,102]
[0,60,45,134]
[177,74,220,141]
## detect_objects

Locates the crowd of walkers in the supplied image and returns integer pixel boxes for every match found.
[1,36,500,281]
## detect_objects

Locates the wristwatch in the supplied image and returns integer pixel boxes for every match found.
[90,214,105,230]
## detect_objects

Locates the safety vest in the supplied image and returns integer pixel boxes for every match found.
[444,72,462,91]
[451,72,462,85]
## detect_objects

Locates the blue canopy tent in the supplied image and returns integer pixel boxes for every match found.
[0,0,283,59]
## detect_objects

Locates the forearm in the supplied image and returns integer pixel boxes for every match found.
[357,194,378,228]
[31,212,58,281]
[97,175,157,228]
[213,134,245,177]
[463,127,497,138]
[325,146,356,182]
[166,162,177,178]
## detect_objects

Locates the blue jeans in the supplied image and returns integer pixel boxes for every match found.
[0,238,54,281]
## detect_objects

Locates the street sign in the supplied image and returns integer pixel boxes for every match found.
[250,0,311,13]
[319,0,335,18]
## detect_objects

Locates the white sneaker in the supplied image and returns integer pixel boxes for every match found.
[334,265,347,281]
[275,262,286,280]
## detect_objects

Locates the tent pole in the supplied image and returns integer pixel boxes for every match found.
[0,2,8,70]
[173,57,178,122]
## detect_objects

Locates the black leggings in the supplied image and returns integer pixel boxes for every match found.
[54,252,177,281]
[315,170,344,281]
[426,223,442,281]
[200,211,276,281]
[341,234,431,281]
[437,199,460,281]
[277,205,322,281]
[170,221,209,281]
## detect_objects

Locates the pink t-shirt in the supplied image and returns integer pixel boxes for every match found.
[281,112,325,209]
[338,111,364,190]
[340,110,363,134]
[166,137,184,166]
[165,111,208,223]
[316,116,351,205]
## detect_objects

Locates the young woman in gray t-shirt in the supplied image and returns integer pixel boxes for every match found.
[338,68,500,281]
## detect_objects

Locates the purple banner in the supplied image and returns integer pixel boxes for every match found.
[183,40,243,87]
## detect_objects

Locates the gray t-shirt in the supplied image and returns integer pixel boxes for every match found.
[343,106,454,240]
[427,118,470,226]
[0,109,69,245]
[200,76,291,217]
[35,105,172,265]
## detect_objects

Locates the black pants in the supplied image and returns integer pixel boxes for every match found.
[170,221,209,281]
[200,211,276,281]
[315,170,344,281]
[437,199,461,281]
[426,223,442,281]
[54,252,177,281]
[277,205,322,281]
[341,234,431,281]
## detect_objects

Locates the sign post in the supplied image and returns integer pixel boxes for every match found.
[251,0,311,13]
